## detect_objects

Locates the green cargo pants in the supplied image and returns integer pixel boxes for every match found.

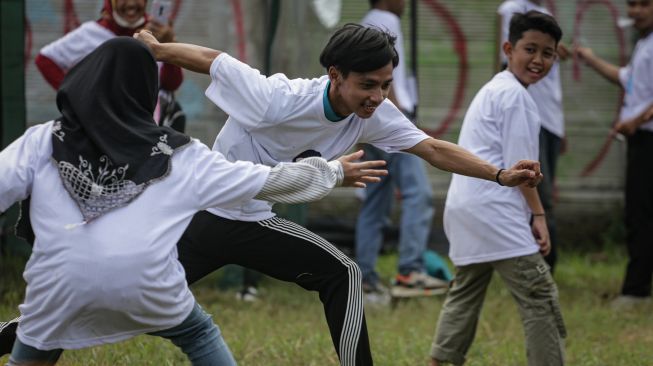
[430,253,566,365]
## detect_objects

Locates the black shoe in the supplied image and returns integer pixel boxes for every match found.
[0,315,21,356]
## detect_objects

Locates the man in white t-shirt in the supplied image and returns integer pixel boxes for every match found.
[0,37,387,365]
[133,24,542,366]
[430,11,566,366]
[575,0,653,308]
[497,0,569,272]
[356,0,448,303]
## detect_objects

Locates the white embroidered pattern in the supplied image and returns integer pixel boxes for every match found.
[52,120,65,142]
[151,134,173,156]
[58,155,143,221]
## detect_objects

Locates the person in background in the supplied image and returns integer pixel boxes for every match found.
[575,0,653,309]
[496,0,569,273]
[431,11,566,366]
[35,0,186,132]
[356,0,448,305]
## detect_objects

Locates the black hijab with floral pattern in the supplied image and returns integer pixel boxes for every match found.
[52,36,190,222]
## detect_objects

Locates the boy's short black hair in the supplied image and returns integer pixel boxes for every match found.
[509,10,562,46]
[319,23,399,77]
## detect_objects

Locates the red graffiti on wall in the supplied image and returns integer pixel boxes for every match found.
[24,17,32,68]
[573,0,627,176]
[63,0,81,34]
[420,0,468,138]
[231,0,247,62]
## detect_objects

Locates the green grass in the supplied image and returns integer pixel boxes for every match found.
[1,246,652,365]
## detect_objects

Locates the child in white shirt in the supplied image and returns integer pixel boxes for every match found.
[430,11,566,366]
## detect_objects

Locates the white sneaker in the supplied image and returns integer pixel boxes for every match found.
[390,272,449,298]
[610,295,652,310]
[362,282,390,306]
[236,286,259,302]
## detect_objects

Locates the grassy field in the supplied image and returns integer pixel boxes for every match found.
[1,246,652,366]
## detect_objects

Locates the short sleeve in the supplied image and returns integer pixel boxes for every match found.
[39,22,109,71]
[361,101,430,153]
[618,65,631,90]
[205,54,277,132]
[0,123,52,212]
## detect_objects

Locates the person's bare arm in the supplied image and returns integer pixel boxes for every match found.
[134,30,219,74]
[519,185,550,255]
[404,138,542,187]
[575,46,621,85]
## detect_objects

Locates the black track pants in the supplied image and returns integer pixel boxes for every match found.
[177,211,373,366]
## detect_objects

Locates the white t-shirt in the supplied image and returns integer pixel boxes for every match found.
[618,32,653,132]
[0,121,270,350]
[497,0,565,137]
[204,53,430,221]
[444,71,541,266]
[40,21,115,72]
[39,21,169,122]
[362,9,415,112]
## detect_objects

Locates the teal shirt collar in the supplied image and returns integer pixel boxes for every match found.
[323,80,347,122]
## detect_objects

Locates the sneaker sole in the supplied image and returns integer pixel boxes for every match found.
[390,286,447,298]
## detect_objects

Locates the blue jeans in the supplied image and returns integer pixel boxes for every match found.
[8,302,236,366]
[355,145,434,285]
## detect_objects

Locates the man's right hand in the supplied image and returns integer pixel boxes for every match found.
[133,30,161,58]
[499,160,543,188]
[337,150,388,188]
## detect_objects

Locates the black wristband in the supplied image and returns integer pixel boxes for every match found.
[495,169,505,186]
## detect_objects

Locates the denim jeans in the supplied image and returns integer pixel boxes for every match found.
[7,302,236,366]
[355,144,434,285]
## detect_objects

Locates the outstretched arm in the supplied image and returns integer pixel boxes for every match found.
[404,138,542,187]
[574,46,621,85]
[255,150,387,203]
[134,30,220,74]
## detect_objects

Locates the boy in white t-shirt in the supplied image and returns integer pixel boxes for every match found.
[496,0,569,272]
[430,11,566,366]
[575,0,653,308]
[133,24,543,366]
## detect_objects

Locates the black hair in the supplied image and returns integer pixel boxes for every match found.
[369,0,381,6]
[508,10,562,46]
[319,23,399,77]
